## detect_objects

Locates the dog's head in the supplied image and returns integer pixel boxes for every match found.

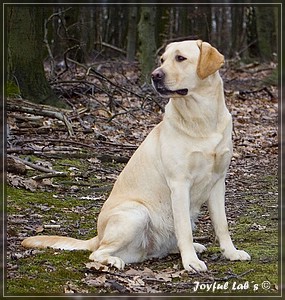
[151,40,224,97]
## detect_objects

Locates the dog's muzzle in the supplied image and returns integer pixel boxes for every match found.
[151,68,188,96]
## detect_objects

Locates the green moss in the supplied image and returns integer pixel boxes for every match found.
[6,81,21,97]
[7,185,99,239]
[6,250,95,294]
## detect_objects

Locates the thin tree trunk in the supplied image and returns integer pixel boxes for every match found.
[138,6,157,84]
[255,6,275,61]
[127,7,138,61]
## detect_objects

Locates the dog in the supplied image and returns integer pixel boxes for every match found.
[22,40,250,272]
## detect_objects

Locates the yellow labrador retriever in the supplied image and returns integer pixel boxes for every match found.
[22,40,250,272]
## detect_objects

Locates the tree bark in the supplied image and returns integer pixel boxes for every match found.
[230,6,246,58]
[255,6,276,61]
[127,7,138,61]
[138,7,157,84]
[79,7,96,62]
[7,7,62,107]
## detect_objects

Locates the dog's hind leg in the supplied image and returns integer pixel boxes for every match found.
[89,205,150,269]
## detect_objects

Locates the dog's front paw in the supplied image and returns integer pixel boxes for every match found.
[183,258,207,272]
[223,249,251,261]
[89,252,125,270]
[106,256,126,269]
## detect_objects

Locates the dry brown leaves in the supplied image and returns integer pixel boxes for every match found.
[81,262,190,293]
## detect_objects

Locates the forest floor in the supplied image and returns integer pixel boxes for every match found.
[5,58,280,296]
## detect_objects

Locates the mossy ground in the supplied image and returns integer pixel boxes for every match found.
[5,155,280,296]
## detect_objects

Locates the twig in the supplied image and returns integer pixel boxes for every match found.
[15,138,98,150]
[32,172,68,180]
[99,140,137,150]
[236,268,254,278]
[66,58,144,99]
[44,18,56,78]
[43,224,61,229]
[95,41,127,55]
[188,263,202,275]
[50,79,114,100]
[214,268,254,282]
[107,108,141,122]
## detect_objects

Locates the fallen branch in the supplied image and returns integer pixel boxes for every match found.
[32,172,68,180]
[14,138,98,150]
[99,140,137,150]
[239,86,275,100]
[7,98,74,136]
[8,155,68,179]
[8,155,54,173]
[7,148,35,155]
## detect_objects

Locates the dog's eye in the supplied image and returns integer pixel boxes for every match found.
[160,57,164,64]
[176,55,187,62]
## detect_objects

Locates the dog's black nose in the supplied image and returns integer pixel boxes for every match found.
[151,69,165,81]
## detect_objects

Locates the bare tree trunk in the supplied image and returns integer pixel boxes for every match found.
[246,7,260,59]
[178,7,188,37]
[155,6,170,47]
[7,7,61,107]
[127,7,138,61]
[79,7,96,62]
[138,6,157,84]
[230,6,246,58]
[195,6,212,42]
[255,6,276,61]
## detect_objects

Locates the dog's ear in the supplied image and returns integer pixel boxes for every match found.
[196,40,224,80]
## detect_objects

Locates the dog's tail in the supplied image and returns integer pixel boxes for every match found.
[21,235,99,251]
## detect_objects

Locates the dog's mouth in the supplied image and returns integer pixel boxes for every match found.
[153,83,188,97]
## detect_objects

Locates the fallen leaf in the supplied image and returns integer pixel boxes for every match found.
[85,261,109,272]
[35,225,44,233]
[83,275,107,287]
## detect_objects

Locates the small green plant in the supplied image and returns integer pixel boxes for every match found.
[6,81,21,97]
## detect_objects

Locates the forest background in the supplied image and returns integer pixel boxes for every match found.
[6,2,280,106]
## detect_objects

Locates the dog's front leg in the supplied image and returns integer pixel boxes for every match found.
[208,178,251,261]
[170,181,207,272]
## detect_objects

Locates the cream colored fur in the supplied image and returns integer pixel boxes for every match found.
[22,40,250,272]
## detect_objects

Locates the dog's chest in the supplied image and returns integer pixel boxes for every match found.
[189,146,231,176]
[187,140,232,207]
